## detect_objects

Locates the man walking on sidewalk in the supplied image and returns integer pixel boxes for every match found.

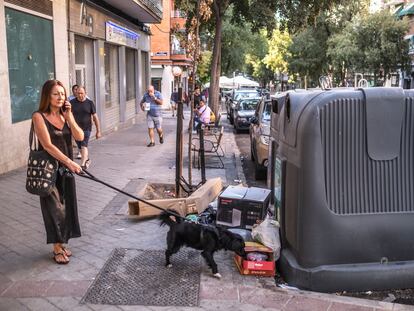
[70,86,101,169]
[140,85,164,147]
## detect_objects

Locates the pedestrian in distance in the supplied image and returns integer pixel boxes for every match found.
[31,79,84,264]
[67,84,78,101]
[194,98,212,131]
[193,86,202,108]
[140,85,164,147]
[170,90,178,117]
[70,86,102,169]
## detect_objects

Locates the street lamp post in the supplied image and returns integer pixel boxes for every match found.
[172,66,183,197]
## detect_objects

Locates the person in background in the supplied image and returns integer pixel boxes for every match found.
[193,86,202,108]
[32,79,84,264]
[194,98,211,131]
[170,90,178,117]
[70,86,101,169]
[140,85,164,147]
[67,84,78,101]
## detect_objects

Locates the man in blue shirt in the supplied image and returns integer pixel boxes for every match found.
[140,85,164,147]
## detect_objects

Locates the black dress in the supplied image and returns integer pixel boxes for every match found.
[38,113,81,244]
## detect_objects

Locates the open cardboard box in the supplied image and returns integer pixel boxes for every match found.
[128,178,223,220]
[234,241,275,277]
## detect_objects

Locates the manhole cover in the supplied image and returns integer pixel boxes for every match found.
[82,248,201,306]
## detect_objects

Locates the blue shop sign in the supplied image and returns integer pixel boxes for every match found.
[106,21,139,49]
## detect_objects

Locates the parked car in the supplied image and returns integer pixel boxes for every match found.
[232,97,260,132]
[226,89,259,124]
[249,97,271,179]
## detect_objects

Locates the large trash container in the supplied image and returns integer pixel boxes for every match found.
[270,87,414,292]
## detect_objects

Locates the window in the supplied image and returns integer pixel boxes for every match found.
[171,34,185,55]
[5,8,55,123]
[104,43,119,107]
[125,48,136,101]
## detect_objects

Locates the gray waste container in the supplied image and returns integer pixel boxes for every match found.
[270,87,414,292]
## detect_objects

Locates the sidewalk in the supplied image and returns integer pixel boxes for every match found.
[0,110,411,311]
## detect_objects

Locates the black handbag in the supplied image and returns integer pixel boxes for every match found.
[26,121,58,197]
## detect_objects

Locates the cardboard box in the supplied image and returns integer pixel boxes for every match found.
[216,186,271,229]
[128,178,223,220]
[234,242,275,277]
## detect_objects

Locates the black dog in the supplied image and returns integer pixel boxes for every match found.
[158,210,246,278]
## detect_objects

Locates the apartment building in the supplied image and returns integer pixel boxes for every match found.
[150,0,192,105]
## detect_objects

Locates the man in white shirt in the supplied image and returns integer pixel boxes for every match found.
[195,98,211,130]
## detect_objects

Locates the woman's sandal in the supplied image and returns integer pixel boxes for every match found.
[61,246,72,257]
[53,251,69,264]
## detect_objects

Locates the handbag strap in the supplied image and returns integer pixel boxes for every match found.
[29,121,38,151]
[29,112,50,151]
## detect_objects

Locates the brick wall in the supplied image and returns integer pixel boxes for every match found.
[150,0,171,61]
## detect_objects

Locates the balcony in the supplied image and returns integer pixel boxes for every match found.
[171,47,186,55]
[102,0,163,23]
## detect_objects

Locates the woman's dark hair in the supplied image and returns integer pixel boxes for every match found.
[38,80,67,113]
[71,84,79,92]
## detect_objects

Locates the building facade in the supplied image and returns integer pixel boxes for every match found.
[150,0,192,105]
[0,0,162,174]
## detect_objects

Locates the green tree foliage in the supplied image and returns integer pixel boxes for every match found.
[244,30,275,86]
[328,11,410,85]
[283,1,369,86]
[221,17,253,75]
[272,0,345,32]
[263,29,292,74]
[175,0,278,117]
[197,51,212,84]
[287,27,329,85]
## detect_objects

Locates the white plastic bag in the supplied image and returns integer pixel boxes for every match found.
[251,215,281,260]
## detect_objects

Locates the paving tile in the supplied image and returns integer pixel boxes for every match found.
[44,280,92,297]
[239,286,291,309]
[199,283,239,301]
[17,297,61,311]
[46,296,92,311]
[283,296,331,311]
[1,280,53,298]
[328,302,375,311]
[0,297,30,311]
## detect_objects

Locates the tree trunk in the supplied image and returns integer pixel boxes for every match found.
[210,0,228,119]
[188,0,202,185]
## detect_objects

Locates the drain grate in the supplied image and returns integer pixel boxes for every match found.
[82,248,201,306]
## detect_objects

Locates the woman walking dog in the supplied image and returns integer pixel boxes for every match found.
[31,80,84,264]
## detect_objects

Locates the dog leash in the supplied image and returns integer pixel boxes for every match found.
[76,169,188,222]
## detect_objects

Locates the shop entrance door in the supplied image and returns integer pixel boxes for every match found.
[74,36,95,101]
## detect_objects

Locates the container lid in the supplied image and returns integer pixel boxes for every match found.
[219,185,247,199]
[244,187,271,201]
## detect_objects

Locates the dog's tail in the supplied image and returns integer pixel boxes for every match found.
[158,209,181,227]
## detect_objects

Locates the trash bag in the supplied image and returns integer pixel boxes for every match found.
[228,228,253,242]
[251,215,281,260]
[198,205,216,225]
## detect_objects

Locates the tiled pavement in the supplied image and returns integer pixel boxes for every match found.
[0,110,412,311]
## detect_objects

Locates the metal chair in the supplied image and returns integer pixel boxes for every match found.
[191,126,225,169]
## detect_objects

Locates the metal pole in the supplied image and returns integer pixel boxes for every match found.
[175,82,183,197]
[199,128,206,184]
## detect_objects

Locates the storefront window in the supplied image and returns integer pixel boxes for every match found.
[104,43,119,107]
[125,48,136,101]
[5,8,55,123]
